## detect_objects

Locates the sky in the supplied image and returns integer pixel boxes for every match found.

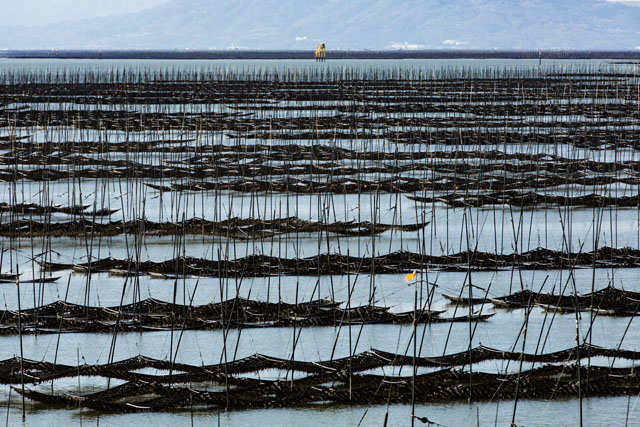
[0,0,170,27]
[1,0,639,27]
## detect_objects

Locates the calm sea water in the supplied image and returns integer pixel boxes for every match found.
[0,58,638,426]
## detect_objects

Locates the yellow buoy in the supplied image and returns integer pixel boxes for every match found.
[405,270,417,282]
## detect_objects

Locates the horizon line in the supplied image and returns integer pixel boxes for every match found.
[2,49,640,60]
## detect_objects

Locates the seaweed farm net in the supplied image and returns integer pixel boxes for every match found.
[1,59,640,425]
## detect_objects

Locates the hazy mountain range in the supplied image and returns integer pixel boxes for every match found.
[2,0,639,50]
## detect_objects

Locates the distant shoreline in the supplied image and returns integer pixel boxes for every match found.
[1,50,640,60]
